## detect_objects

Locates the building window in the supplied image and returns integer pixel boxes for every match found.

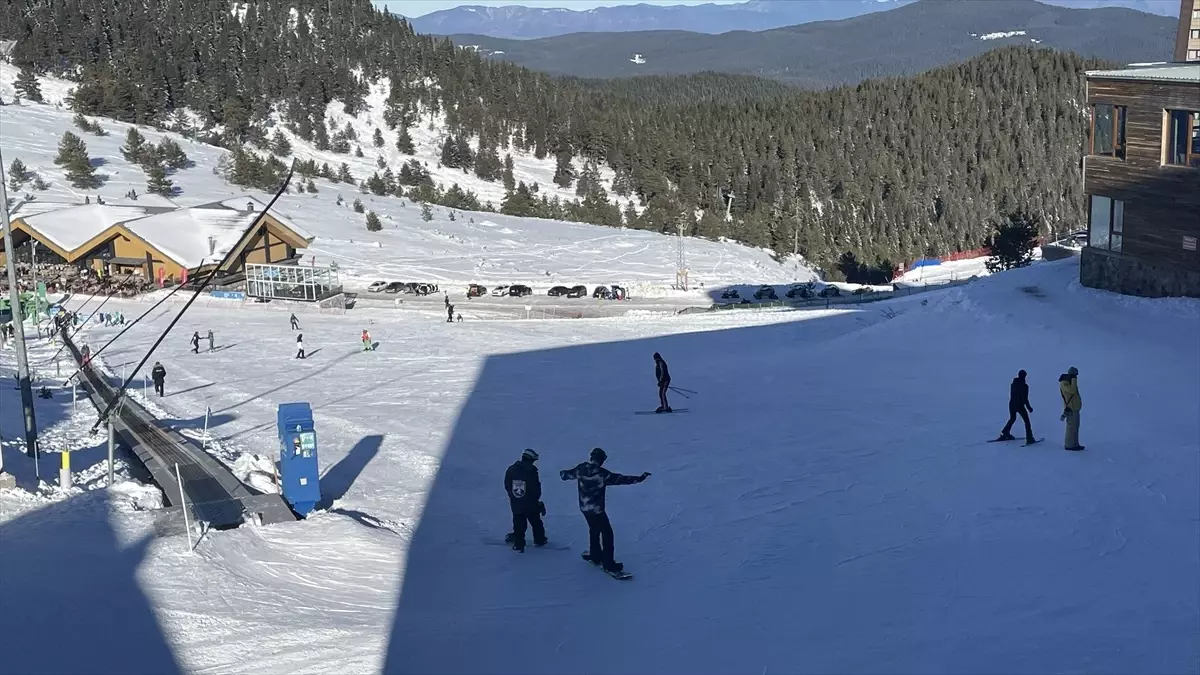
[1090,104,1126,159]
[1190,50,1200,61]
[1165,110,1200,167]
[1088,195,1124,253]
[1191,29,1200,39]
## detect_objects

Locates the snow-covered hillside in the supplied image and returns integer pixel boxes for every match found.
[1,66,811,290]
[2,257,1197,674]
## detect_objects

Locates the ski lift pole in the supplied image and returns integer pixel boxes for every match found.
[202,405,210,450]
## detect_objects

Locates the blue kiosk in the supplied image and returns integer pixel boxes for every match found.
[277,402,321,517]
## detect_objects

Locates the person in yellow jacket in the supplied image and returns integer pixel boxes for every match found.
[1058,366,1084,451]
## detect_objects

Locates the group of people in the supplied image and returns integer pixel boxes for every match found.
[189,330,216,354]
[995,366,1085,451]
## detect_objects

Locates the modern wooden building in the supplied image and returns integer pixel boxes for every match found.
[3,197,313,284]
[1081,63,1200,297]
[1177,0,1200,62]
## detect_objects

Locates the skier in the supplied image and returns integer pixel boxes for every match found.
[446,304,454,323]
[190,331,200,354]
[151,361,167,397]
[361,329,373,351]
[290,313,300,331]
[296,334,306,360]
[653,352,671,413]
[80,343,91,366]
[503,449,547,552]
[444,292,450,308]
[559,447,650,574]
[996,369,1036,443]
[206,329,215,352]
[1059,366,1084,451]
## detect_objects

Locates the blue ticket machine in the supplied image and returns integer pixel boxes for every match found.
[277,402,321,516]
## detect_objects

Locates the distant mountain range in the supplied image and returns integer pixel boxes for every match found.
[405,0,1180,39]
[441,0,1178,88]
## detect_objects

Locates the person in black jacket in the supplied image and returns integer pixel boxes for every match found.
[560,448,650,573]
[653,352,671,413]
[997,369,1035,441]
[504,449,546,552]
[151,361,167,397]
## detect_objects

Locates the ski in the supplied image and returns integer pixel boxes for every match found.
[582,554,633,579]
[634,408,689,415]
[484,538,572,551]
[1024,438,1044,446]
[987,437,1018,442]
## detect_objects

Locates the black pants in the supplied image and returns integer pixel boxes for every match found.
[584,511,615,566]
[153,381,164,397]
[658,381,670,409]
[1002,406,1034,439]
[511,511,545,549]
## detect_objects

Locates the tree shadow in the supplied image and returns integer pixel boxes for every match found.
[0,490,182,675]
[317,434,383,509]
[169,381,216,397]
[213,347,357,414]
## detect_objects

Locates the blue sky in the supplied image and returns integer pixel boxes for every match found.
[387,0,741,17]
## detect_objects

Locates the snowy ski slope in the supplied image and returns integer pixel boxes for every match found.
[0,66,812,292]
[1,257,1197,674]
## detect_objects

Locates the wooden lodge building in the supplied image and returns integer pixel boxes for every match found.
[1082,62,1200,298]
[2,196,314,285]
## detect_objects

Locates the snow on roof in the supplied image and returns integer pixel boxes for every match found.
[17,204,162,253]
[1086,63,1200,84]
[211,196,313,241]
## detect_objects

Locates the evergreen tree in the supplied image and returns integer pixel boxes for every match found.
[55,131,89,167]
[421,202,434,222]
[146,163,175,196]
[502,154,516,192]
[366,211,382,231]
[355,146,364,158]
[305,178,318,193]
[373,128,385,148]
[553,152,575,189]
[270,130,293,157]
[14,66,42,103]
[338,163,354,184]
[156,138,189,170]
[353,198,364,213]
[985,212,1040,273]
[7,159,29,190]
[121,128,149,164]
[377,156,387,169]
[396,126,415,154]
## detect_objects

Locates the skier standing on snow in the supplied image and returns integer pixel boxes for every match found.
[504,449,547,552]
[296,334,306,360]
[361,329,373,351]
[290,313,300,331]
[151,361,167,397]
[190,331,201,354]
[1059,366,1083,451]
[447,304,454,323]
[560,447,650,574]
[997,369,1035,443]
[654,352,672,413]
[207,329,215,352]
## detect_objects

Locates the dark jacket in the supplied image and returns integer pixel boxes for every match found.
[655,358,670,386]
[1008,377,1031,412]
[504,459,542,514]
[151,364,166,384]
[560,461,642,514]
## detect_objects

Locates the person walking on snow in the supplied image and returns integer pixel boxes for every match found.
[504,449,547,552]
[290,313,300,331]
[997,369,1036,443]
[1059,366,1083,451]
[560,448,650,574]
[151,361,167,397]
[206,329,215,352]
[190,331,200,354]
[654,352,671,413]
[447,304,455,323]
[295,334,306,360]
[361,329,373,351]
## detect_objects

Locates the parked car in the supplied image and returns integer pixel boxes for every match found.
[818,285,841,298]
[547,286,570,297]
[720,288,740,299]
[491,285,510,297]
[384,282,406,294]
[592,285,609,299]
[566,285,588,299]
[367,280,388,293]
[852,287,875,296]
[786,282,814,299]
[467,284,487,298]
[753,285,778,300]
[508,285,533,297]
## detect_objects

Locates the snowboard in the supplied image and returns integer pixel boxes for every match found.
[484,538,572,551]
[583,554,633,580]
[634,408,689,415]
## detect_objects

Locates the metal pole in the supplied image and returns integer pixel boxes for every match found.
[72,380,77,412]
[59,450,71,489]
[175,462,194,553]
[0,150,39,461]
[107,420,115,488]
[202,406,210,450]
[30,240,38,324]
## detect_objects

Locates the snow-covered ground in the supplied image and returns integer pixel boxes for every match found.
[0,77,812,293]
[2,257,1197,674]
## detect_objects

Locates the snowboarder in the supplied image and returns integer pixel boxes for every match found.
[653,352,671,413]
[290,313,300,331]
[361,329,373,351]
[997,369,1035,442]
[504,449,547,552]
[190,331,200,354]
[151,361,167,397]
[559,447,650,574]
[296,334,306,360]
[206,329,215,352]
[1059,366,1083,451]
[447,304,455,323]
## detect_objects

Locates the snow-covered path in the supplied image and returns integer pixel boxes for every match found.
[2,259,1197,675]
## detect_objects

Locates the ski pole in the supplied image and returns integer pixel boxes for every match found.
[670,386,696,396]
[668,387,691,399]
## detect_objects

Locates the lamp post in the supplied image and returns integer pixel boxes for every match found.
[0,150,39,463]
